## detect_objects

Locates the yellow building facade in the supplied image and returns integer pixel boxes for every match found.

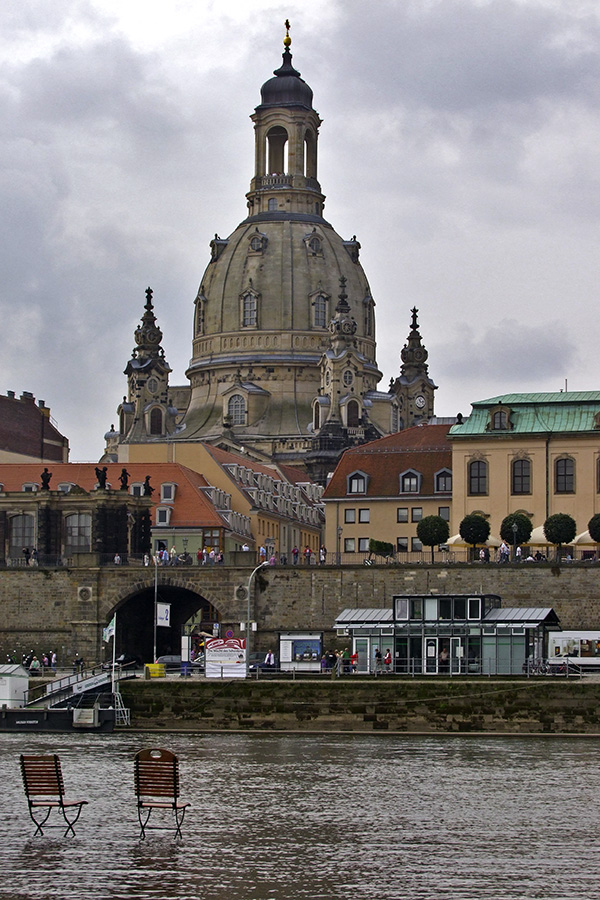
[449,393,600,549]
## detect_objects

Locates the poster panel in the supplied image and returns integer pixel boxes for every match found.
[205,637,246,678]
[156,602,171,627]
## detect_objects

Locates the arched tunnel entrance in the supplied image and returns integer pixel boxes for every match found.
[110,585,219,664]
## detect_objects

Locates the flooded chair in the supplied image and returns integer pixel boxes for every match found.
[134,748,190,839]
[20,754,88,837]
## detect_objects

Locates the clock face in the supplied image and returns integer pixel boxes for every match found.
[415,394,426,409]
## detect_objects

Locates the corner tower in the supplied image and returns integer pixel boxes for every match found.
[180,23,382,465]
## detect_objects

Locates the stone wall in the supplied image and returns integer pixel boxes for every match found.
[1,562,600,664]
[119,677,600,734]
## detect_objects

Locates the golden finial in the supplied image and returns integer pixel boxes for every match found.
[284,19,291,47]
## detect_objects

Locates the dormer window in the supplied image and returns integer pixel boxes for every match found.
[304,230,324,257]
[57,483,74,493]
[228,394,246,425]
[240,286,260,328]
[156,507,171,526]
[400,469,421,493]
[149,407,163,435]
[435,469,452,493]
[22,483,38,492]
[489,406,512,431]
[130,483,144,497]
[161,483,177,502]
[312,293,328,328]
[347,471,368,494]
[248,230,268,255]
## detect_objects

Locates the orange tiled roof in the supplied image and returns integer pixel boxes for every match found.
[323,424,452,499]
[0,462,225,528]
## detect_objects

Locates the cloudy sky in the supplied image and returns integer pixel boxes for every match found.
[2,0,599,460]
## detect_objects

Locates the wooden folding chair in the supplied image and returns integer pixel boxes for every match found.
[134,748,190,839]
[20,754,88,837]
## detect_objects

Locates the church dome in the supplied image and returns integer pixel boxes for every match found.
[259,48,314,110]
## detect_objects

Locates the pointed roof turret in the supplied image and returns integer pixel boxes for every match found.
[133,287,165,359]
[400,307,429,373]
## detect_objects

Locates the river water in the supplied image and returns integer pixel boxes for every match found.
[1,732,599,900]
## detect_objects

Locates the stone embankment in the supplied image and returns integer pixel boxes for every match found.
[119,677,600,734]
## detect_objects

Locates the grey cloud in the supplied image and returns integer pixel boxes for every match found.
[324,0,600,114]
[435,319,577,383]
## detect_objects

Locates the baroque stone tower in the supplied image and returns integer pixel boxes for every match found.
[117,288,179,444]
[178,24,382,465]
[391,307,437,428]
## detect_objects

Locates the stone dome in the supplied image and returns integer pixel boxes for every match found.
[259,48,314,110]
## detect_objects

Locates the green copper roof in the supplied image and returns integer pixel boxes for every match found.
[449,392,600,437]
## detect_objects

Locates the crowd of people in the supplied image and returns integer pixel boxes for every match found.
[6,649,58,674]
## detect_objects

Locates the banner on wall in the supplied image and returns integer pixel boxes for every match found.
[205,637,246,678]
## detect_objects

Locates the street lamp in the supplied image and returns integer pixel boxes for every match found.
[153,554,158,662]
[245,561,269,677]
[512,521,518,562]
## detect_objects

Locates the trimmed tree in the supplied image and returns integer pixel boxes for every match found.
[459,514,490,558]
[543,513,576,560]
[500,513,533,548]
[417,515,450,563]
[588,514,600,546]
[368,538,394,562]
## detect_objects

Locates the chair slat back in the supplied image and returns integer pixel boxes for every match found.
[134,749,180,800]
[20,755,65,798]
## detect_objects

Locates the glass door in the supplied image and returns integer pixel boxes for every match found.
[425,637,438,674]
[450,637,463,674]
[355,638,369,674]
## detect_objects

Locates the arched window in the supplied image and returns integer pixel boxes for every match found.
[150,408,163,435]
[228,394,246,425]
[492,410,508,429]
[64,513,91,555]
[304,129,317,178]
[347,400,360,428]
[9,514,35,558]
[364,298,374,337]
[512,459,531,494]
[195,297,205,335]
[307,235,322,255]
[555,457,575,493]
[313,403,320,431]
[266,125,288,173]
[242,293,257,327]
[313,295,327,328]
[468,460,488,495]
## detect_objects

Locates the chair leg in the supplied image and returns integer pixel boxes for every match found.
[60,803,85,837]
[28,803,52,837]
[138,805,153,840]
[173,805,187,840]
